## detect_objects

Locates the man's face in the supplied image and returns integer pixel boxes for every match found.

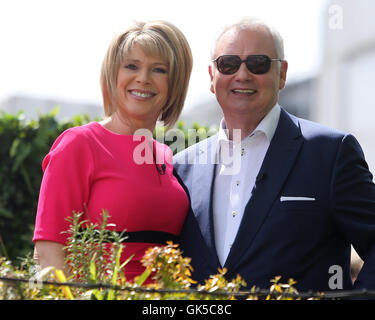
[209,27,288,121]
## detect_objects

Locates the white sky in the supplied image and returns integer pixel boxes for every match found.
[0,0,327,111]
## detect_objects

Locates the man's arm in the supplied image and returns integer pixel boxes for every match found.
[332,134,375,289]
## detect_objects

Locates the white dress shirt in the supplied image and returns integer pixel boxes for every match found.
[212,104,281,266]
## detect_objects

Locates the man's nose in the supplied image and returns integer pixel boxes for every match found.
[234,62,252,81]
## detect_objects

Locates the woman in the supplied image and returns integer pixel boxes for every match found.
[33,20,193,281]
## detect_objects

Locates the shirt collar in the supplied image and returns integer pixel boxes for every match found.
[218,103,281,144]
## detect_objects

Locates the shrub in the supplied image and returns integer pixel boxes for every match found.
[0,211,309,300]
[0,108,93,262]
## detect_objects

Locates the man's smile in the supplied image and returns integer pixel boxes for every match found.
[231,88,257,95]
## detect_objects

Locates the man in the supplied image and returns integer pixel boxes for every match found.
[173,17,375,292]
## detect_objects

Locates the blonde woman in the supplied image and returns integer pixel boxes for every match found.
[33,20,193,282]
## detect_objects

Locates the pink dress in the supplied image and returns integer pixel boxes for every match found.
[33,122,189,282]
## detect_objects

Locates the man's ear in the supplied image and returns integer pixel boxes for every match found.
[209,64,215,94]
[279,60,288,90]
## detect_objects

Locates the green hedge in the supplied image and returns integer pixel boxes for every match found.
[0,107,216,263]
[0,108,94,262]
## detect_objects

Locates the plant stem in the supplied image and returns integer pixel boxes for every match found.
[0,232,9,259]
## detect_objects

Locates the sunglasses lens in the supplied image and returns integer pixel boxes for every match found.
[216,56,241,74]
[215,55,273,75]
[246,55,271,74]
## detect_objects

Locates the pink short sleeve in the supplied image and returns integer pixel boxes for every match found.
[33,127,94,245]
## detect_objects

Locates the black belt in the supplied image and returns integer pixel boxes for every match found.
[78,229,179,245]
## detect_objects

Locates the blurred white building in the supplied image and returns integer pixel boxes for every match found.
[0,95,103,122]
[316,0,375,174]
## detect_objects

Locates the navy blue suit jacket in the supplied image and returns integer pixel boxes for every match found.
[173,108,375,292]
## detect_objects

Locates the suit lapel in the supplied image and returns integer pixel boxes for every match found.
[224,109,303,270]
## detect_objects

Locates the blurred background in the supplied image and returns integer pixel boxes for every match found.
[0,0,374,173]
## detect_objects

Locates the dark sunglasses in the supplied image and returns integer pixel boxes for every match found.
[212,54,283,75]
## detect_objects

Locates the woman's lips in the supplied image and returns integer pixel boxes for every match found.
[129,89,156,99]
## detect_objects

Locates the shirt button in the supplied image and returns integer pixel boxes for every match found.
[232,211,237,217]
[241,148,245,156]
[236,180,240,186]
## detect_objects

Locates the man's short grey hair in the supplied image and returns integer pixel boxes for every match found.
[210,17,285,60]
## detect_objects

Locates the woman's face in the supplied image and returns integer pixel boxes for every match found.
[115,43,169,127]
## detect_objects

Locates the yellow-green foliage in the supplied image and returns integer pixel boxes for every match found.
[0,211,317,300]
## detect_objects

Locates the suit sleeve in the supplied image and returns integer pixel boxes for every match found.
[332,134,375,289]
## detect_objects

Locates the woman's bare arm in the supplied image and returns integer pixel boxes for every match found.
[34,240,70,276]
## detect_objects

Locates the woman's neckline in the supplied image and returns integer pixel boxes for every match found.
[92,121,142,138]
[91,122,159,149]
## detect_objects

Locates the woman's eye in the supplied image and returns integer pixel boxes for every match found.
[125,63,137,70]
[153,67,168,74]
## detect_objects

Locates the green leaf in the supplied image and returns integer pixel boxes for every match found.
[120,253,134,270]
[49,106,60,118]
[89,253,97,283]
[9,138,21,158]
[134,268,151,287]
[107,289,115,301]
[11,143,32,172]
[112,247,122,285]
[107,246,124,300]
[91,289,103,300]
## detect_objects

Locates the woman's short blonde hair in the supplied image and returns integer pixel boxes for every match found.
[100,20,193,127]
